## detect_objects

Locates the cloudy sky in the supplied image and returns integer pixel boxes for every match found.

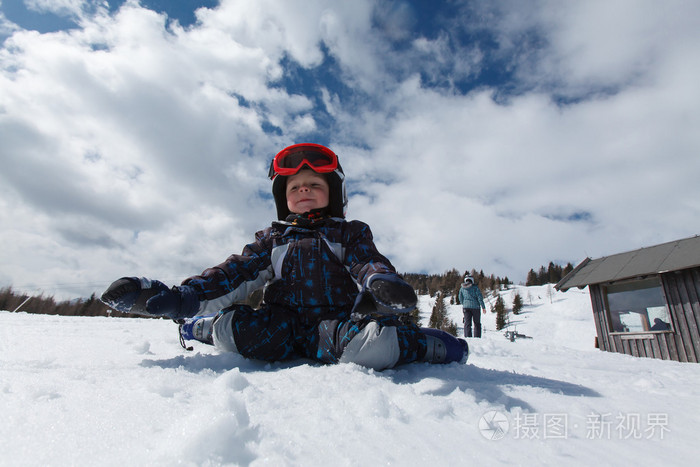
[1,0,699,300]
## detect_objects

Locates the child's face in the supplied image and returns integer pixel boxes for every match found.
[286,170,330,214]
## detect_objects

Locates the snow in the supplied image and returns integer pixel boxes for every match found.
[2,285,699,466]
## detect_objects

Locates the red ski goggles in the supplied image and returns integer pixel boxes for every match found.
[268,143,339,179]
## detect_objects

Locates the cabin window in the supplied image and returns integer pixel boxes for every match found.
[605,277,672,333]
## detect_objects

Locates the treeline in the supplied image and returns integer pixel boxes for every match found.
[402,268,511,301]
[525,262,574,286]
[0,286,144,318]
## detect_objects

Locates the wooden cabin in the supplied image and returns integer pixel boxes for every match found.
[555,235,700,363]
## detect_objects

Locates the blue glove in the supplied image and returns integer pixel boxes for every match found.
[100,277,199,319]
[352,273,417,315]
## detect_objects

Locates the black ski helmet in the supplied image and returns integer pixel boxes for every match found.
[269,143,348,220]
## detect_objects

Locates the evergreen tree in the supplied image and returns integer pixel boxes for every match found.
[428,292,447,329]
[444,320,458,336]
[428,292,458,335]
[526,269,538,286]
[548,262,563,284]
[512,292,523,315]
[493,294,507,330]
[78,293,96,316]
[562,262,574,278]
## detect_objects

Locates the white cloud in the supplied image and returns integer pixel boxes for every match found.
[348,74,700,272]
[23,0,86,17]
[1,0,699,299]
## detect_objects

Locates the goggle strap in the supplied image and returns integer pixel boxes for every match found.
[268,159,277,180]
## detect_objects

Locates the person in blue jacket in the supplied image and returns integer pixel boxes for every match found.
[101,143,468,370]
[459,275,486,338]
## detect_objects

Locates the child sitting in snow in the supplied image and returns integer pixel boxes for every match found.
[101,143,468,370]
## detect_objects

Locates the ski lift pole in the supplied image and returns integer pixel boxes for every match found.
[12,296,31,313]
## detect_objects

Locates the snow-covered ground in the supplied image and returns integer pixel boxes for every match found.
[2,285,699,466]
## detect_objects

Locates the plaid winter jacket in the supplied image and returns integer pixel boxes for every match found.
[182,218,398,324]
[459,283,486,310]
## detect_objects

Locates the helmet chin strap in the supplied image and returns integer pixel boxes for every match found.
[285,208,330,227]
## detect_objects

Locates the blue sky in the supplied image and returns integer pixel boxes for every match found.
[1,0,699,299]
[1,0,216,30]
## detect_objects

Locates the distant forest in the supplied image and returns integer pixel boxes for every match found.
[525,262,574,287]
[0,287,139,318]
[1,262,574,317]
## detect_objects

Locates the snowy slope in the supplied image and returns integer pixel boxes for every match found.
[2,286,699,466]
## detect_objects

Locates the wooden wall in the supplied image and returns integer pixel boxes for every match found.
[588,267,700,363]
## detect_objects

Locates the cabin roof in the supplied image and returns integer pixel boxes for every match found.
[556,235,700,291]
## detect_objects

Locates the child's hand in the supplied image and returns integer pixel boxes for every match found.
[353,274,417,315]
[101,278,198,319]
[101,277,168,316]
[369,275,417,310]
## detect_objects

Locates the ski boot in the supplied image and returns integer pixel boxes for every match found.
[178,314,218,350]
[421,327,469,364]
